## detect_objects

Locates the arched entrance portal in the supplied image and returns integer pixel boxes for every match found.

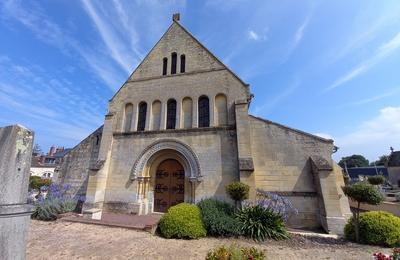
[154,159,184,212]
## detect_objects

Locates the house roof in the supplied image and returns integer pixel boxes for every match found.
[346,166,388,179]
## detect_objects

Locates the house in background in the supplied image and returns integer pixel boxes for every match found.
[30,145,71,180]
[388,151,400,188]
[346,166,389,183]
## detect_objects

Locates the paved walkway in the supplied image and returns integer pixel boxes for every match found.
[61,212,162,233]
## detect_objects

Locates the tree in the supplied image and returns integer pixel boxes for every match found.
[342,182,384,243]
[339,154,369,168]
[370,155,389,166]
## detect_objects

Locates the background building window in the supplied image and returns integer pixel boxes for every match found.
[162,57,168,75]
[171,52,177,74]
[180,54,185,73]
[198,96,210,127]
[137,102,147,131]
[166,99,177,129]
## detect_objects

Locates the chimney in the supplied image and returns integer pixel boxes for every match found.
[56,146,64,153]
[49,145,55,157]
[172,13,180,22]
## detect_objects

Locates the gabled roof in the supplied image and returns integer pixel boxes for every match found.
[346,166,388,179]
[110,19,250,102]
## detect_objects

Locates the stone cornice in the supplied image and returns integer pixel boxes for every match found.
[113,126,235,137]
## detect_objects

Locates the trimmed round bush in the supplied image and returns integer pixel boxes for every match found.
[345,211,400,247]
[226,182,249,203]
[197,198,241,237]
[158,203,206,239]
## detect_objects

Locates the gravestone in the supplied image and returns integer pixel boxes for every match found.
[0,125,34,260]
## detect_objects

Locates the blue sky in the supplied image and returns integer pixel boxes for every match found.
[0,0,399,162]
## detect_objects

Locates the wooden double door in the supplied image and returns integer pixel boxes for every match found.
[154,159,185,212]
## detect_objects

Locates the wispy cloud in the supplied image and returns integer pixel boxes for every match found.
[81,0,138,73]
[1,0,124,91]
[252,78,300,115]
[347,88,400,106]
[294,16,310,47]
[248,29,268,41]
[327,31,400,91]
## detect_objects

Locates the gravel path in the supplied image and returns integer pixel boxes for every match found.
[27,220,391,260]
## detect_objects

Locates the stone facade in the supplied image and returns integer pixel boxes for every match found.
[57,16,350,234]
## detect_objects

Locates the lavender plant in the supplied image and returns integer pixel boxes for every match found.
[30,183,79,221]
[253,189,298,222]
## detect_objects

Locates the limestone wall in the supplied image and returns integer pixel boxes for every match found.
[57,126,103,199]
[101,127,239,213]
[248,115,335,229]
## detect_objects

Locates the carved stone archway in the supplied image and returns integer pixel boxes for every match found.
[130,139,202,181]
[130,139,202,215]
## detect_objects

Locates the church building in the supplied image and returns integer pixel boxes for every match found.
[57,14,351,234]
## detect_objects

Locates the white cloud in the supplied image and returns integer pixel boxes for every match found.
[333,106,400,161]
[327,31,400,91]
[248,30,259,41]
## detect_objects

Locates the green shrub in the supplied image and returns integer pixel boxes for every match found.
[205,244,265,260]
[158,203,206,239]
[236,205,288,241]
[197,198,241,237]
[367,175,385,185]
[345,211,400,247]
[226,182,249,208]
[29,176,51,190]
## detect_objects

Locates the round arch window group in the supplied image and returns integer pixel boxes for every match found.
[122,94,228,132]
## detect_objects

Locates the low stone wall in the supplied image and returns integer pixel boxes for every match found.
[349,199,400,216]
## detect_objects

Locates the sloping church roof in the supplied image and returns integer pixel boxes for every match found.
[110,14,250,102]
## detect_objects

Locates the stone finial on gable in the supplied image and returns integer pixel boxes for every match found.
[172,13,180,22]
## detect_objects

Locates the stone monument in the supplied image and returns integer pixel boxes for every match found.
[0,125,34,260]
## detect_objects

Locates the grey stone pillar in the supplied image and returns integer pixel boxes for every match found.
[0,125,34,260]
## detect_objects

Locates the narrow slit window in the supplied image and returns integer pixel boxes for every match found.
[162,57,168,75]
[171,52,177,74]
[166,99,177,129]
[137,102,147,131]
[180,54,185,73]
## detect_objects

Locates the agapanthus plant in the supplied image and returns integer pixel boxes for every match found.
[253,189,298,222]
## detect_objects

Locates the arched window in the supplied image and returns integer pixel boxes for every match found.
[171,52,177,74]
[151,100,162,130]
[180,54,186,73]
[162,57,168,75]
[137,102,147,131]
[198,96,210,127]
[182,97,192,128]
[215,94,228,126]
[166,99,177,129]
[124,103,133,132]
